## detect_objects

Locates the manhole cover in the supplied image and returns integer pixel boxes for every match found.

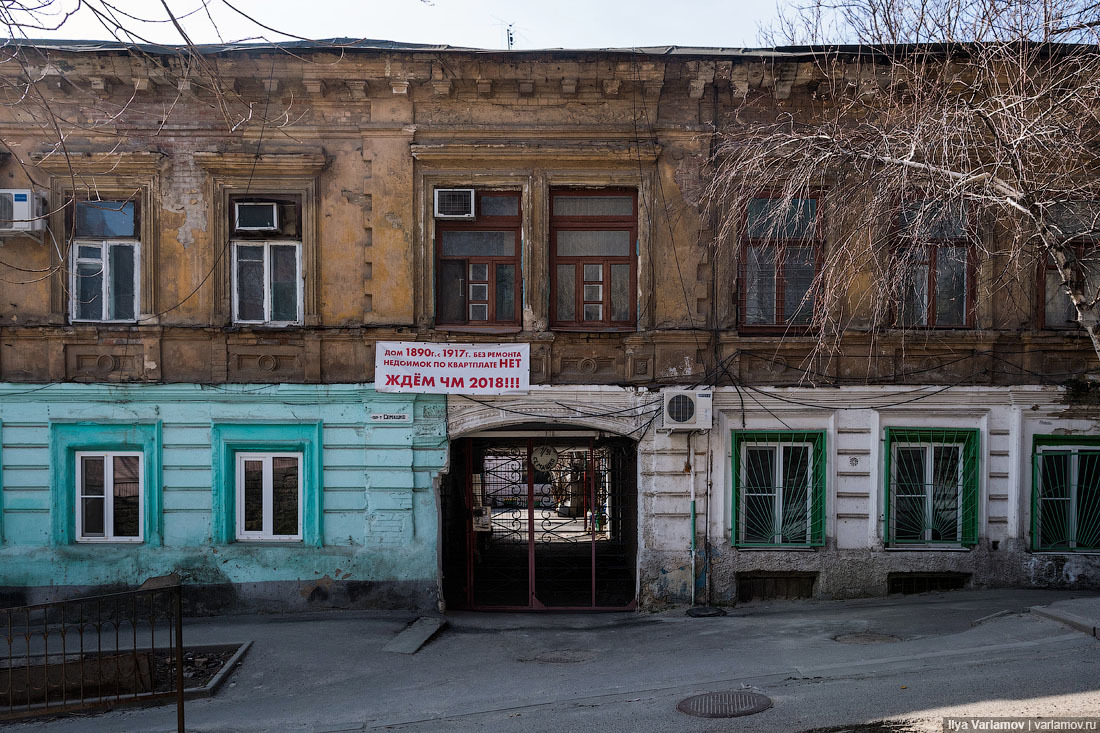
[530,650,595,664]
[676,691,773,718]
[833,632,902,644]
[687,606,728,617]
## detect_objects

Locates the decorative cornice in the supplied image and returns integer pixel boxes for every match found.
[33,151,166,177]
[411,141,660,165]
[193,151,328,177]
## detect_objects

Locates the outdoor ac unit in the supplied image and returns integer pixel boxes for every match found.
[434,188,475,219]
[0,189,47,233]
[661,390,713,431]
[234,201,279,231]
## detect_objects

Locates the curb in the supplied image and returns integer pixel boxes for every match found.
[1029,606,1100,639]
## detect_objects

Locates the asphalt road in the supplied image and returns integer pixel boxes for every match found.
[8,589,1099,732]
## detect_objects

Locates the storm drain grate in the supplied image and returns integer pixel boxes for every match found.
[676,691,773,718]
[833,632,902,644]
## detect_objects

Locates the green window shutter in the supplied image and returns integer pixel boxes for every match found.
[731,430,826,548]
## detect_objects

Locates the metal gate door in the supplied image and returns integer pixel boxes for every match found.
[462,437,636,610]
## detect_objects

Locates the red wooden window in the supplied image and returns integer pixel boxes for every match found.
[895,201,974,328]
[435,192,521,327]
[550,189,637,330]
[1040,203,1100,329]
[738,197,820,330]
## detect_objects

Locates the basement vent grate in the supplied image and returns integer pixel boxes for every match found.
[887,573,969,595]
[676,691,773,718]
[737,573,816,602]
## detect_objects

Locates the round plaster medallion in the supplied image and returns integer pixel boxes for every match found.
[531,445,559,472]
[96,354,119,371]
[578,357,598,374]
[849,456,859,467]
[258,354,278,372]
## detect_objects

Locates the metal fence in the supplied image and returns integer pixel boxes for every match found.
[1,579,184,730]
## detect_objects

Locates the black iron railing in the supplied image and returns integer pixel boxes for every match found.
[1,578,184,730]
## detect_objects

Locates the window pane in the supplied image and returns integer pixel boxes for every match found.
[271,457,299,537]
[781,446,810,543]
[76,261,104,320]
[469,303,488,321]
[556,264,575,321]
[583,264,602,282]
[112,455,140,538]
[900,200,967,240]
[82,498,105,537]
[935,246,967,326]
[583,304,603,321]
[75,201,136,238]
[900,263,929,327]
[931,446,961,541]
[236,246,265,322]
[480,195,519,217]
[743,447,776,543]
[243,459,264,532]
[743,246,776,324]
[469,263,488,282]
[747,198,816,239]
[1045,270,1076,327]
[495,264,516,321]
[437,259,467,323]
[1038,453,1071,549]
[270,245,299,322]
[785,246,815,324]
[469,283,488,301]
[610,263,631,322]
[81,456,105,496]
[553,195,633,217]
[440,230,515,257]
[1050,202,1100,240]
[108,244,135,320]
[1077,452,1100,549]
[583,284,603,302]
[556,230,632,257]
[77,245,101,260]
[894,447,927,541]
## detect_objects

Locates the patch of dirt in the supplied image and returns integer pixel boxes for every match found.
[151,647,238,692]
[833,632,902,644]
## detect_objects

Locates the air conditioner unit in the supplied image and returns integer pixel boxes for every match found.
[434,188,475,219]
[0,189,47,233]
[234,201,279,231]
[661,390,713,431]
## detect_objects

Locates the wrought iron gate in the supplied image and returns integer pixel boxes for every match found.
[457,436,636,610]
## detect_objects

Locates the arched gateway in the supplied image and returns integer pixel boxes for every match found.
[440,414,639,611]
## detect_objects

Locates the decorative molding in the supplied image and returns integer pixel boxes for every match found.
[193,151,327,177]
[411,141,660,164]
[33,151,166,177]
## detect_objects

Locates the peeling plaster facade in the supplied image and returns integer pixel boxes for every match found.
[0,40,1097,611]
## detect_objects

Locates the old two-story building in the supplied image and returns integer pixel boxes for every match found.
[0,39,1096,613]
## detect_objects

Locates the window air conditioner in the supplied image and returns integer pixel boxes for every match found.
[0,189,47,233]
[661,390,713,431]
[234,201,279,231]
[434,188,475,219]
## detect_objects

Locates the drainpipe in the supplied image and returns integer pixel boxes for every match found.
[688,430,696,607]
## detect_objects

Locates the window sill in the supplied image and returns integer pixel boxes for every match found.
[884,545,972,552]
[1031,550,1100,555]
[550,325,636,334]
[74,538,144,544]
[434,325,523,335]
[732,545,818,551]
[233,540,305,546]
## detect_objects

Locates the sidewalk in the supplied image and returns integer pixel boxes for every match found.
[9,589,1100,733]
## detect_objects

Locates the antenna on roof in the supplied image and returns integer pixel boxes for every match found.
[506,22,515,50]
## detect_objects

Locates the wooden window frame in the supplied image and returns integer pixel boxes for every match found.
[75,451,144,543]
[234,451,304,542]
[434,191,522,329]
[1038,242,1098,330]
[737,195,822,334]
[892,201,977,329]
[549,187,638,331]
[69,237,141,324]
[231,240,305,326]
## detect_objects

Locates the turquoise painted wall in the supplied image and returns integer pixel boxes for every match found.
[0,383,448,609]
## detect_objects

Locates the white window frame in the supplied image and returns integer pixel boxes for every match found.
[890,441,965,543]
[233,201,279,232]
[235,452,303,541]
[69,240,141,323]
[75,451,144,543]
[231,240,304,326]
[1035,445,1099,549]
[739,441,814,545]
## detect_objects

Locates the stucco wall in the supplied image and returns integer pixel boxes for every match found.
[0,383,448,612]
